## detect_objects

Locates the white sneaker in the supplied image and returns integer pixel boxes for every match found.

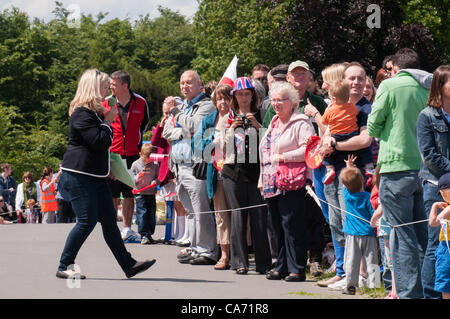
[358,275,368,288]
[121,228,131,241]
[122,228,140,242]
[180,247,193,255]
[328,276,347,291]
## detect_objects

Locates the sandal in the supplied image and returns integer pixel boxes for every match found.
[214,259,230,270]
[236,268,248,275]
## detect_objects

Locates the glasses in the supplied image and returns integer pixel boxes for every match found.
[0,200,4,202]
[290,71,308,78]
[272,98,290,104]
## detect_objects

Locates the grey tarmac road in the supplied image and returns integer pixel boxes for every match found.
[0,223,364,300]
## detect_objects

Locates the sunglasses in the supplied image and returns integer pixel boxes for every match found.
[0,200,4,202]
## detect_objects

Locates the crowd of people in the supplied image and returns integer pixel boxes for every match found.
[1,47,449,299]
[0,164,76,224]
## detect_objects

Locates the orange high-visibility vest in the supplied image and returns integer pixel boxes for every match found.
[40,178,58,213]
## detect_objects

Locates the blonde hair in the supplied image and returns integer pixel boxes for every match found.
[140,143,153,157]
[329,80,350,104]
[321,63,347,87]
[69,69,109,116]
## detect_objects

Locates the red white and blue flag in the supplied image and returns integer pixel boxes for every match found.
[218,55,239,88]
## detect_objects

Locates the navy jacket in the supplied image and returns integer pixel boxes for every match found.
[61,107,113,178]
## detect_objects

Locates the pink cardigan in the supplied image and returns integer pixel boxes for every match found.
[258,110,315,188]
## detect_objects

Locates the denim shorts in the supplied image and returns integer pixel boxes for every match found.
[434,241,450,293]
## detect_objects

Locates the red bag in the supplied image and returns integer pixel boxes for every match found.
[275,161,307,191]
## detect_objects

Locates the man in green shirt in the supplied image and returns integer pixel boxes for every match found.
[367,48,432,299]
[262,60,328,132]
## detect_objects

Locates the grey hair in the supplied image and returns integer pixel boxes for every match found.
[252,79,266,102]
[269,82,300,107]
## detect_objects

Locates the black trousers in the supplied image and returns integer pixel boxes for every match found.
[57,199,76,223]
[266,188,309,276]
[222,175,271,273]
[304,194,327,263]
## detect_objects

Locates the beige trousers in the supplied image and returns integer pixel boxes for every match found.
[213,180,231,245]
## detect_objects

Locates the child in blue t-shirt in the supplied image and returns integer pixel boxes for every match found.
[429,173,450,299]
[339,155,379,295]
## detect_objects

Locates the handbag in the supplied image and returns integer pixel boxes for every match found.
[192,161,208,180]
[275,161,307,191]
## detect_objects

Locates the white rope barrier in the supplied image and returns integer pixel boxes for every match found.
[176,184,432,232]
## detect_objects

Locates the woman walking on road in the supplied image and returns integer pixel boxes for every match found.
[56,69,156,280]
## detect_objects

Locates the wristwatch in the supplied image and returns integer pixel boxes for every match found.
[331,140,337,151]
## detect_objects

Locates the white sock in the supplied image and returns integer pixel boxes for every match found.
[177,216,191,243]
[174,216,186,242]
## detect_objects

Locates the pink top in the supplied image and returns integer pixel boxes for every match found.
[151,125,174,186]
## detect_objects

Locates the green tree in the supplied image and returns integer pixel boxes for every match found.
[192,0,292,83]
[401,0,450,62]
[0,3,197,180]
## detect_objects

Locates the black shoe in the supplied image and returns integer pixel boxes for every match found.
[141,236,157,245]
[266,270,284,280]
[236,268,248,275]
[256,268,271,275]
[177,251,193,259]
[342,286,356,295]
[189,256,216,265]
[125,260,156,278]
[284,274,306,282]
[178,255,196,264]
[56,270,86,280]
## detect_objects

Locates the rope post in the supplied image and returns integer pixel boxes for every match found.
[164,201,174,241]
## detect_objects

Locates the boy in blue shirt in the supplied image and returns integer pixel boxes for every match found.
[339,156,379,295]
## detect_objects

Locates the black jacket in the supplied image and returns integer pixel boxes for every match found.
[221,110,262,183]
[61,107,112,178]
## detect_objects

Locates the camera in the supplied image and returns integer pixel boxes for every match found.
[237,114,250,129]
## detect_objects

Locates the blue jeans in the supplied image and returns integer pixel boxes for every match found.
[314,165,345,277]
[135,194,156,238]
[421,181,443,299]
[378,236,392,291]
[323,174,346,277]
[379,170,428,299]
[57,171,136,273]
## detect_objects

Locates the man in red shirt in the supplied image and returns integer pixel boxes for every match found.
[103,70,150,241]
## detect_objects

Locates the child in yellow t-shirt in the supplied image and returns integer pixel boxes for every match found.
[429,172,450,299]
